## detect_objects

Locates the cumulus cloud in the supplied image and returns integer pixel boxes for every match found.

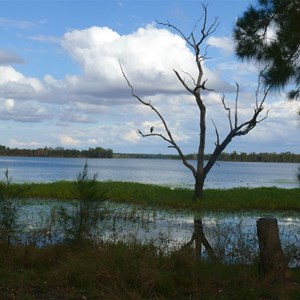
[60,25,233,99]
[0,25,235,114]
[0,66,44,100]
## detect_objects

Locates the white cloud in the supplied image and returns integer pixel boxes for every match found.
[59,134,81,146]
[60,25,233,98]
[0,66,44,98]
[9,139,41,148]
[123,129,140,143]
[0,23,298,154]
[0,97,49,122]
[88,138,98,145]
[0,17,35,29]
[207,36,234,54]
[4,98,14,110]
[29,35,60,43]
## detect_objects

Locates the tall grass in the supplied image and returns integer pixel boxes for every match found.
[0,240,299,299]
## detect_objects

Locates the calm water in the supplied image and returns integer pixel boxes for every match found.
[0,156,299,189]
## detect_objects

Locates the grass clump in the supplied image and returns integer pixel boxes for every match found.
[0,241,299,299]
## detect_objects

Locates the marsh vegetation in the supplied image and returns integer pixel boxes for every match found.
[0,164,299,298]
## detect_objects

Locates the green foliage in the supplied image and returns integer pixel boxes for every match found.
[234,0,300,99]
[0,170,25,245]
[58,162,106,243]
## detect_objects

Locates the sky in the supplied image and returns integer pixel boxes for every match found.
[0,0,299,155]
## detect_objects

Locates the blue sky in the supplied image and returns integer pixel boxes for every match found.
[0,0,299,154]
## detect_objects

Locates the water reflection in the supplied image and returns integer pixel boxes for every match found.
[16,200,300,267]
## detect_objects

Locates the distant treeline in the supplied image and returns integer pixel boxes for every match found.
[0,145,299,162]
[115,151,300,163]
[113,153,180,160]
[210,151,300,163]
[0,145,113,158]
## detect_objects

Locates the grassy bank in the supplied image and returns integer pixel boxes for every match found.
[1,241,299,300]
[0,181,299,299]
[19,181,300,211]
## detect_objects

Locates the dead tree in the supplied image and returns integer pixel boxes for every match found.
[257,218,289,281]
[121,4,269,200]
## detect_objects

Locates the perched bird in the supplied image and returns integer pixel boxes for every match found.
[150,126,154,133]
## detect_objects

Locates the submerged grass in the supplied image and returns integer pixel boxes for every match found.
[0,241,299,299]
[19,181,300,212]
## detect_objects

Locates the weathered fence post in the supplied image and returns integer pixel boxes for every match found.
[256,217,289,281]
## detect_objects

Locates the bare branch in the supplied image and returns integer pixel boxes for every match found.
[211,119,220,146]
[221,93,233,130]
[197,4,220,47]
[173,70,196,94]
[204,85,270,177]
[120,62,197,177]
[179,70,197,86]
[234,83,239,128]
[257,108,270,123]
[196,79,214,92]
[156,20,195,49]
[138,131,174,144]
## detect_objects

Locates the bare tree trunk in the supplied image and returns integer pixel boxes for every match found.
[256,218,289,281]
[194,174,205,200]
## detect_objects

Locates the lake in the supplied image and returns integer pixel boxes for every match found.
[0,156,299,189]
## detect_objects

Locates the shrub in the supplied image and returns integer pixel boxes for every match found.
[58,161,106,243]
[0,170,23,245]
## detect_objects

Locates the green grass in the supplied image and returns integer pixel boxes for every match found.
[1,181,299,299]
[0,241,299,299]
[18,181,300,212]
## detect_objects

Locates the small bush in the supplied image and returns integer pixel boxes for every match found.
[0,169,26,245]
[58,161,106,243]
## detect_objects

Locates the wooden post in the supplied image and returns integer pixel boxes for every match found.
[256,218,289,281]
